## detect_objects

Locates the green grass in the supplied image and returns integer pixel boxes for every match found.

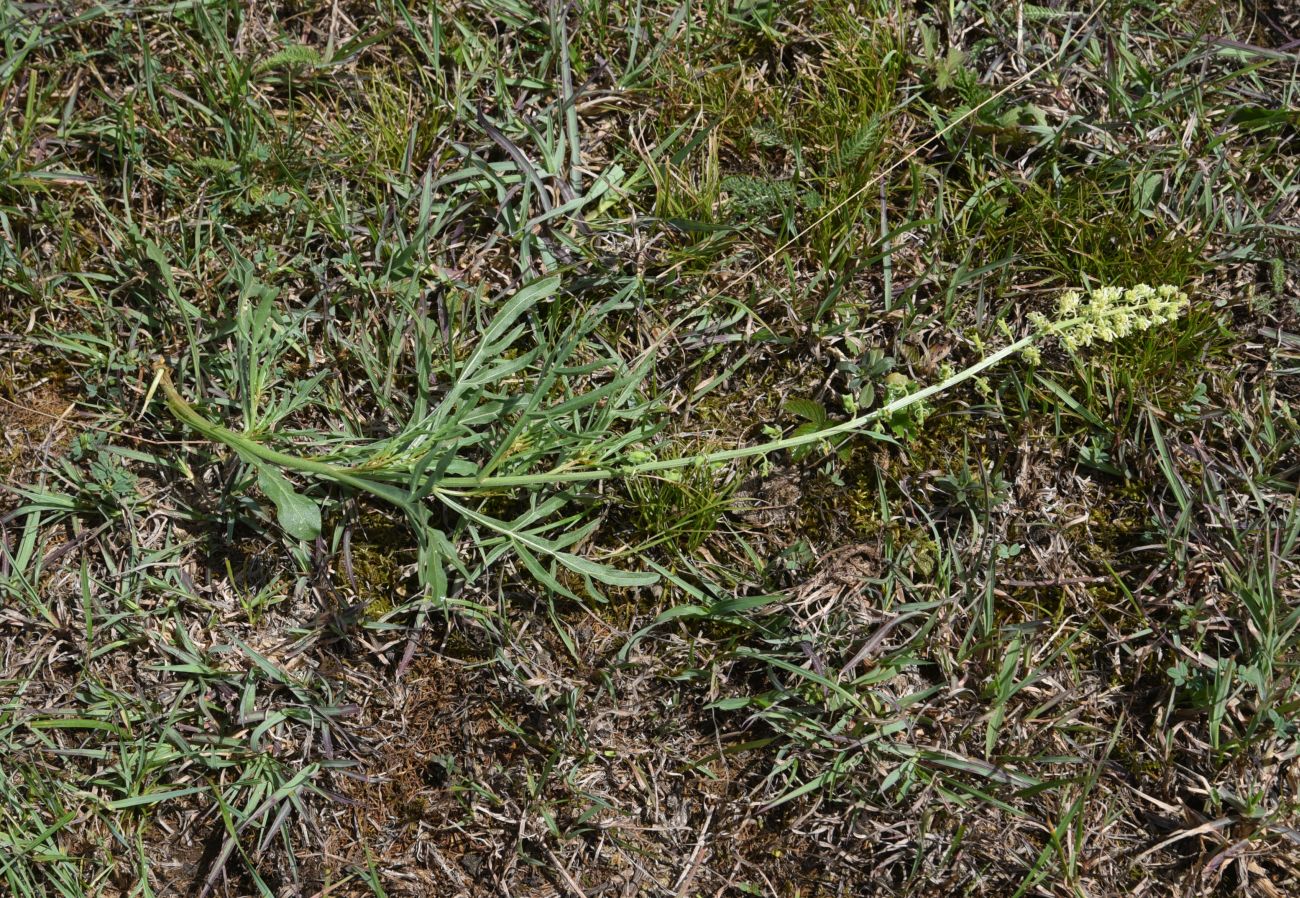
[2,0,1299,896]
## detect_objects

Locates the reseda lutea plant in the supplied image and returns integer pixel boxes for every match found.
[156,282,1189,609]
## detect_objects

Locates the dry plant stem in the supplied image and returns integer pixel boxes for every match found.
[155,333,1035,491]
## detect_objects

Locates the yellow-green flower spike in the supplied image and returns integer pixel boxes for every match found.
[1035,283,1189,352]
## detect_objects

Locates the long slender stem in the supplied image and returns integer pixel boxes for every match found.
[620,334,1034,475]
[156,333,1036,494]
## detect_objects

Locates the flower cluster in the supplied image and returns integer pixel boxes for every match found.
[1028,283,1189,353]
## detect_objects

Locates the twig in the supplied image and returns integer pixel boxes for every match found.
[673,809,713,898]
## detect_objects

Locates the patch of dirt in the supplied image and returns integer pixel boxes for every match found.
[1,373,79,511]
[269,619,896,898]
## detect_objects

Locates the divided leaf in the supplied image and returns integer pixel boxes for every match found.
[785,398,829,427]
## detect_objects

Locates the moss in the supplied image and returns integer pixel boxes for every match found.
[1084,492,1150,563]
[345,513,418,622]
[1112,735,1167,782]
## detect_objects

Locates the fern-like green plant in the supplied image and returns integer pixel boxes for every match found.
[835,113,885,172]
[721,174,801,218]
[253,44,323,76]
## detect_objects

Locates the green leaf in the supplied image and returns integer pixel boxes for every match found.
[790,422,823,440]
[1034,374,1106,429]
[552,549,659,588]
[652,605,710,624]
[785,398,828,426]
[706,696,753,711]
[512,541,583,601]
[106,786,207,810]
[439,493,657,588]
[256,464,321,542]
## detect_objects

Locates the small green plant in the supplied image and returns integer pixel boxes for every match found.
[783,399,849,462]
[782,367,929,470]
[158,282,1191,612]
[880,372,932,440]
[62,433,141,519]
[837,348,896,414]
[934,459,1012,512]
[722,175,814,220]
[623,449,737,553]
